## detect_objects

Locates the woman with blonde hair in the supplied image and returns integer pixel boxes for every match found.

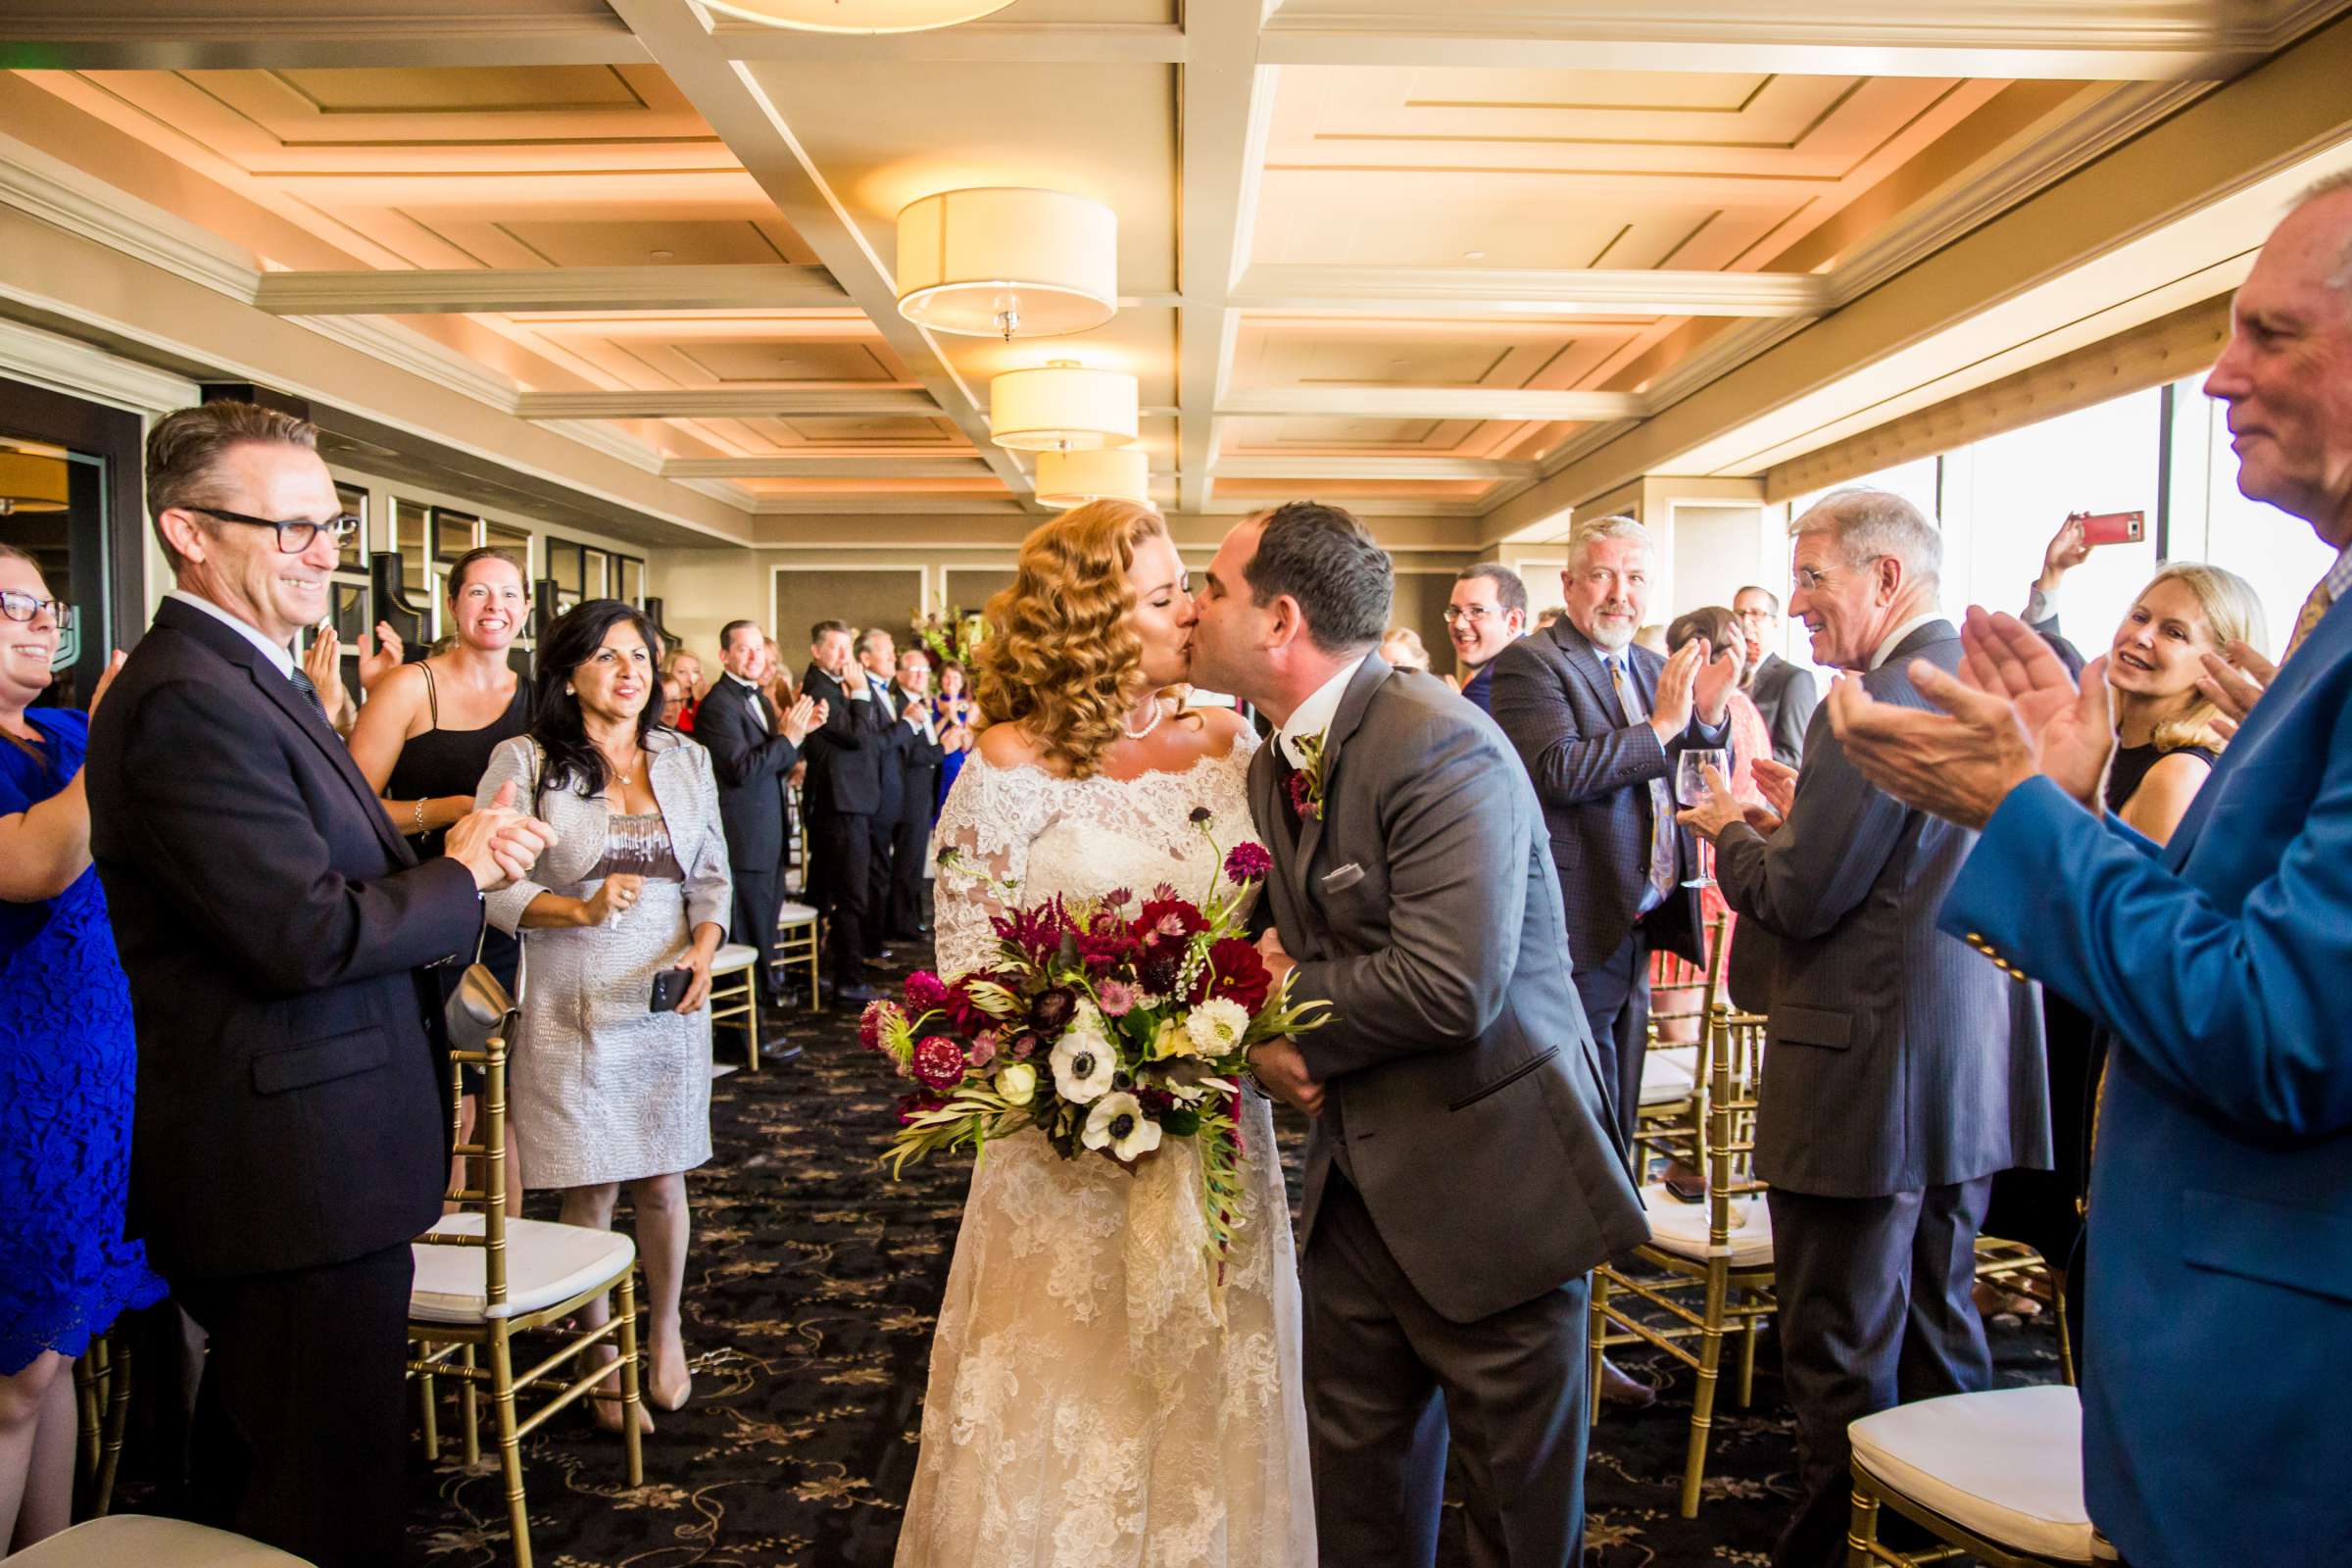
[896,500,1313,1565]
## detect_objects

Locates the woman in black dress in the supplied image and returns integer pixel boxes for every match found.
[348,547,533,1198]
[1985,559,2267,1339]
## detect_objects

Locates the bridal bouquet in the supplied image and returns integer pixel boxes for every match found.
[860,813,1328,1285]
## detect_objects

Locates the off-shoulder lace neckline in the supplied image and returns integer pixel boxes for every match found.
[962,739,1248,789]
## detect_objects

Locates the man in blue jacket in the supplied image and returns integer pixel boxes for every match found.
[1827,170,2352,1568]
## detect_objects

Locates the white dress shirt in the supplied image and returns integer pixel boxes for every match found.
[1869,612,1946,672]
[1277,654,1368,768]
[166,588,294,677]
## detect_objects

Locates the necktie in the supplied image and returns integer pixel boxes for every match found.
[2282,576,2336,664]
[1608,655,1679,908]
[286,665,330,726]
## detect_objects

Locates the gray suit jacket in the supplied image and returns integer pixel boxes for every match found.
[1712,621,2051,1199]
[1747,653,1819,768]
[1253,655,1645,1324]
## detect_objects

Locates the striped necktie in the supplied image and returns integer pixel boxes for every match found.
[2281,576,2335,664]
[286,665,330,725]
[1608,654,1679,907]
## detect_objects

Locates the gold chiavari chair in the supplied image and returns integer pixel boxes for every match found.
[1973,1237,2076,1386]
[68,1327,130,1518]
[1847,1386,2116,1566]
[1592,1004,1779,1517]
[1636,913,1729,1176]
[408,1020,644,1568]
[775,900,822,1011]
[707,942,762,1071]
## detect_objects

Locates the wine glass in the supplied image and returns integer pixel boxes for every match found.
[1675,749,1729,890]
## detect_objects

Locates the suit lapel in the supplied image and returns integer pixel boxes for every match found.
[1248,740,1309,945]
[1550,620,1620,713]
[155,600,416,867]
[1286,654,1392,919]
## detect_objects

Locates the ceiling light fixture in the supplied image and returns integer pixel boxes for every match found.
[699,0,1014,33]
[0,452,69,516]
[989,361,1138,453]
[1034,447,1151,509]
[896,187,1118,341]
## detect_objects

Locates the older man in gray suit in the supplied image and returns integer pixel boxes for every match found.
[1680,488,2051,1568]
[1189,500,1645,1568]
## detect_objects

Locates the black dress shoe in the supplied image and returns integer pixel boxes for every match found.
[832,980,881,1005]
[761,1042,805,1064]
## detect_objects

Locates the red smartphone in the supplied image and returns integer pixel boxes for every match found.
[2071,510,2146,546]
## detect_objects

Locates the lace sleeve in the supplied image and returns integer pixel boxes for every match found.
[930,757,1058,979]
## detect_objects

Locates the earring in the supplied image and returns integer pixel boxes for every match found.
[566,685,576,696]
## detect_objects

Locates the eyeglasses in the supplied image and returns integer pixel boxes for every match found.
[187,506,361,554]
[1791,555,1885,594]
[0,591,74,631]
[1443,605,1501,625]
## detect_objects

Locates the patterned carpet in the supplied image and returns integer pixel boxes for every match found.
[394,944,2063,1568]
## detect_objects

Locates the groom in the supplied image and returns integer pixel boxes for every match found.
[1189,501,1646,1566]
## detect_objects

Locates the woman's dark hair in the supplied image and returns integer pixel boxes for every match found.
[1666,606,1741,660]
[528,598,665,801]
[1246,500,1394,653]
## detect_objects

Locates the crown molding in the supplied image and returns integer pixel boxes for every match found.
[516,387,941,420]
[0,312,198,415]
[0,133,257,304]
[255,264,848,317]
[274,313,522,416]
[529,418,670,476]
[1231,265,1834,318]
[1218,386,1647,422]
[665,457,993,480]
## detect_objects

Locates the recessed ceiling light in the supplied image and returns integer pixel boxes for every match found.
[1463,250,1486,261]
[650,249,673,261]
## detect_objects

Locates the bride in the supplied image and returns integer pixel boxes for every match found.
[894,500,1315,1566]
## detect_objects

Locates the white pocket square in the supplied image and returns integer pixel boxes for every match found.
[1319,862,1366,893]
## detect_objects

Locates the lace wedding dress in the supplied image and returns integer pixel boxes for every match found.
[894,738,1316,1568]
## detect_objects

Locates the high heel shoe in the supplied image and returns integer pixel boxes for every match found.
[647,1348,693,1412]
[586,1348,653,1435]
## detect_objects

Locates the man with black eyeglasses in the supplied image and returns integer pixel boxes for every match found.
[1445,562,1529,711]
[84,401,555,1568]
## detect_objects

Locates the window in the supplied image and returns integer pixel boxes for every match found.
[2166,388,2336,658]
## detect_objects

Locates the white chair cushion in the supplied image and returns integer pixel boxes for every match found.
[9,1516,315,1565]
[1639,1051,1696,1105]
[710,942,760,974]
[412,1212,636,1324]
[1849,1385,2095,1563]
[776,901,818,925]
[1638,1180,1776,1267]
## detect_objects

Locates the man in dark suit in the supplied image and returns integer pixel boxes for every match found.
[1683,489,2050,1568]
[1489,514,1738,1153]
[801,619,888,1004]
[697,617,821,1031]
[84,403,552,1568]
[1733,584,1820,766]
[885,646,946,936]
[1188,501,1645,1567]
[850,627,923,955]
[1829,175,2352,1568]
[1444,561,1528,711]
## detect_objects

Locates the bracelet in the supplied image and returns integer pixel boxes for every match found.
[412,798,428,836]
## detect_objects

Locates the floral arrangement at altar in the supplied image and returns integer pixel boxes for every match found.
[909,607,988,669]
[859,813,1328,1288]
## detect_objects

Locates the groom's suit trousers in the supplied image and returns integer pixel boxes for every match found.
[1302,1169,1592,1568]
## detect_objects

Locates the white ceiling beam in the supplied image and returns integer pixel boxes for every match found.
[1232,265,1834,318]
[253,265,846,317]
[663,457,990,479]
[605,0,1036,508]
[1195,497,1487,518]
[751,497,1027,515]
[515,388,940,419]
[1218,386,1646,422]
[0,10,648,69]
[1216,456,1536,481]
[1176,0,1278,514]
[1251,5,2287,80]
[712,20,1186,64]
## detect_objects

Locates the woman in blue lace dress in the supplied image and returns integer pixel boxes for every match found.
[0,545,164,1550]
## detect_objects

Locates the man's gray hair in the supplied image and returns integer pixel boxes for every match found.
[1789,487,1943,587]
[854,625,893,658]
[1565,514,1653,574]
[2295,166,2352,294]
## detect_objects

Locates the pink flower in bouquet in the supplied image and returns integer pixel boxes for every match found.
[1095,979,1139,1016]
[1196,937,1273,1013]
[1136,896,1206,949]
[1076,913,1140,972]
[1007,1032,1041,1060]
[858,999,904,1053]
[903,970,949,1011]
[967,1030,1001,1069]
[1224,841,1273,884]
[911,1035,967,1091]
[1102,886,1134,908]
[1029,985,1079,1037]
[942,974,1004,1032]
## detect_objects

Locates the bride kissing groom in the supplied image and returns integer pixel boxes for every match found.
[895,497,1642,1568]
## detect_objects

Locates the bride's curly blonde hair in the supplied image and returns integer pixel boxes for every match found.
[975,499,1170,778]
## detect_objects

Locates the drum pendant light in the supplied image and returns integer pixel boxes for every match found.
[699,0,1015,33]
[895,188,1118,341]
[989,362,1138,453]
[1035,447,1151,509]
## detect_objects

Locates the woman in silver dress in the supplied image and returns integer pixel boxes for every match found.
[475,600,730,1432]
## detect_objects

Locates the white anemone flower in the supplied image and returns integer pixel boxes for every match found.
[1051,1028,1116,1104]
[1185,996,1252,1058]
[1081,1092,1162,1162]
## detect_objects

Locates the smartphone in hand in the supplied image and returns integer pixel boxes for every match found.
[649,967,690,1013]
[2072,510,2145,546]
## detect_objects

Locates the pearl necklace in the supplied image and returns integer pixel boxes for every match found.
[1120,698,1165,741]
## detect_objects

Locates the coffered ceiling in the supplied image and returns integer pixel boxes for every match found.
[0,0,2347,543]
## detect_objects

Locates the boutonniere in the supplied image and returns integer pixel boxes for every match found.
[1285,731,1329,822]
